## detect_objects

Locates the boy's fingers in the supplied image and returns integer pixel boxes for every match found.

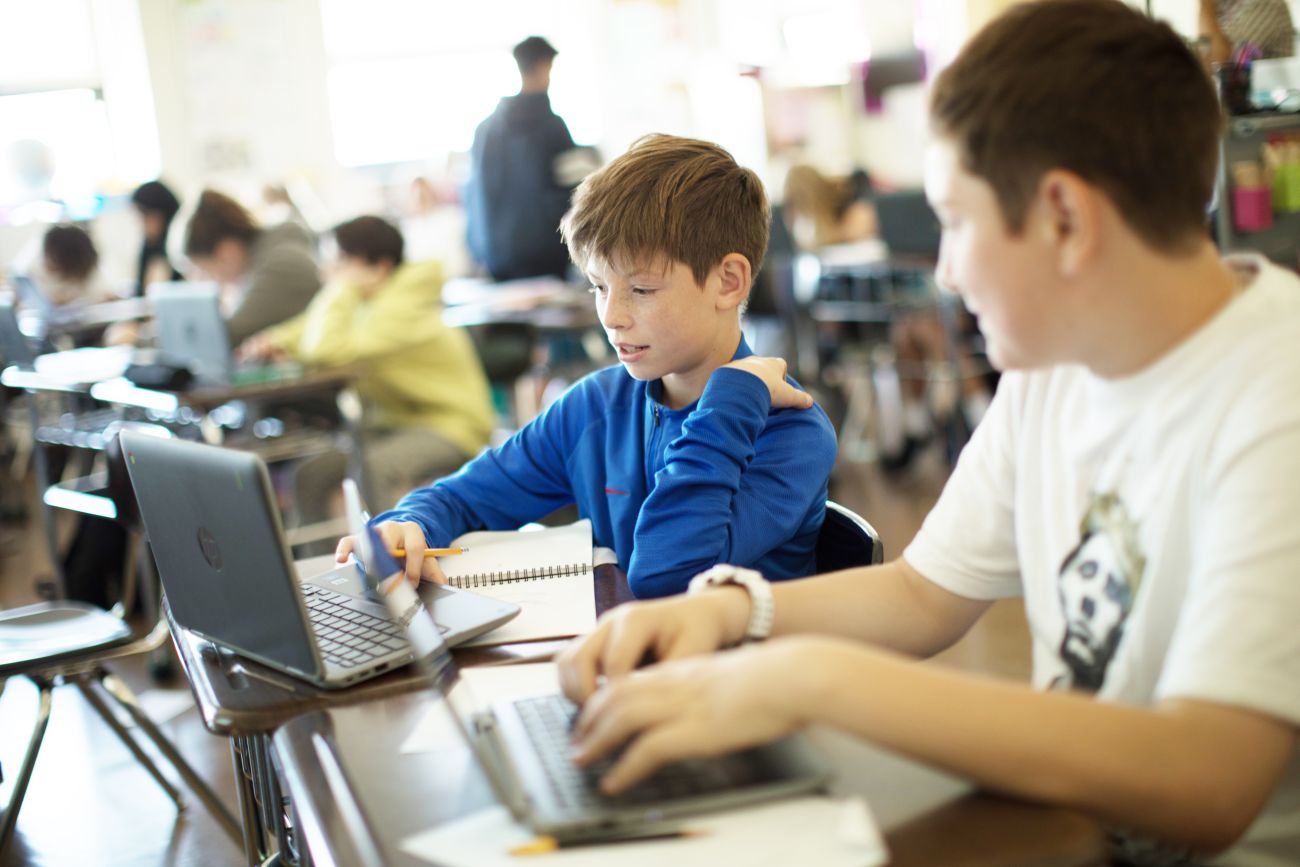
[600,725,692,795]
[600,615,657,681]
[421,556,448,585]
[335,535,356,562]
[402,525,426,584]
[558,628,605,704]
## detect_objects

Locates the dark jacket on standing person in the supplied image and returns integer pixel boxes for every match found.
[465,92,576,281]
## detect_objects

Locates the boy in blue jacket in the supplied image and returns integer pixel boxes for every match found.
[340,134,837,598]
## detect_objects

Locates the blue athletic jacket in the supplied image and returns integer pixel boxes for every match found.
[375,339,838,598]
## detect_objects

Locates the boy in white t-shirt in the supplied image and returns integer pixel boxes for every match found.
[555,1,1300,863]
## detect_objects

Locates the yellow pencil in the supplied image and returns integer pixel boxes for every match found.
[391,546,469,557]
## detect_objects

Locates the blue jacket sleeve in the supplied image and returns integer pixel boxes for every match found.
[373,388,580,545]
[627,368,836,597]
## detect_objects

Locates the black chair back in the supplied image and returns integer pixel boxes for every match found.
[815,500,883,573]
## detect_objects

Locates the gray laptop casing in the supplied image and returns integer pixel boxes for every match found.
[483,701,829,841]
[151,282,232,384]
[120,432,519,688]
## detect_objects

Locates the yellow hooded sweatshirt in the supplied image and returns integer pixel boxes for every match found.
[266,260,493,458]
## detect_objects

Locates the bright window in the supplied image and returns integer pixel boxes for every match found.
[319,0,602,167]
[0,0,159,215]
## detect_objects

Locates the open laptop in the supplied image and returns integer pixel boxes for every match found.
[873,189,942,262]
[151,282,300,386]
[120,431,519,689]
[0,300,37,370]
[375,561,830,843]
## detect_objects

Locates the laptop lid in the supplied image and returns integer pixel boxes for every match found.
[0,300,37,369]
[873,190,941,261]
[121,431,321,676]
[152,282,232,384]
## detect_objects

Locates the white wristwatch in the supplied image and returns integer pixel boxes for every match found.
[687,564,774,643]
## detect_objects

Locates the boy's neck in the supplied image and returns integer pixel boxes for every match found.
[659,324,743,410]
[1079,240,1241,379]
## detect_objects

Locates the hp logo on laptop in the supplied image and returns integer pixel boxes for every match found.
[197,527,223,571]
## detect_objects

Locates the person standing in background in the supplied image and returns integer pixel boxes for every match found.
[130,180,183,296]
[464,35,577,281]
[1200,0,1295,64]
[182,189,321,346]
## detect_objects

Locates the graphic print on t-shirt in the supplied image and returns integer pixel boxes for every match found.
[1052,493,1146,692]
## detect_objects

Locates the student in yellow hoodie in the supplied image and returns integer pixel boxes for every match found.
[241,215,494,523]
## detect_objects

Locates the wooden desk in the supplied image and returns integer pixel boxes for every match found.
[440,276,598,332]
[166,557,1104,867]
[165,561,629,865]
[271,684,1107,867]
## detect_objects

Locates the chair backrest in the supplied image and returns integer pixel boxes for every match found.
[815,500,883,573]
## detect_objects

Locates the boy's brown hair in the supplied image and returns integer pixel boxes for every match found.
[930,0,1223,254]
[334,215,405,267]
[42,224,99,282]
[183,189,260,258]
[560,134,769,287]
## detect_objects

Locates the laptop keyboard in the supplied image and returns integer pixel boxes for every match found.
[300,584,411,669]
[514,694,745,810]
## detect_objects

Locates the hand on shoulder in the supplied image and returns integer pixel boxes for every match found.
[721,356,814,410]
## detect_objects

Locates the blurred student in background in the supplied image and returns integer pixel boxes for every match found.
[19,224,116,317]
[182,189,320,345]
[130,180,183,296]
[782,163,993,473]
[240,215,493,523]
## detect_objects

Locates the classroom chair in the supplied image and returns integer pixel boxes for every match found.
[815,500,884,573]
[0,429,242,850]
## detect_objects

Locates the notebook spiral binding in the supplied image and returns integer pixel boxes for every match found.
[449,563,590,589]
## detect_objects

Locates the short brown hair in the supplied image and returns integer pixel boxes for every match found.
[42,224,98,282]
[183,189,260,258]
[333,215,405,267]
[929,0,1222,253]
[560,134,769,287]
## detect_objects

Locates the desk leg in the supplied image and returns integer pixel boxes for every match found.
[232,737,267,866]
[25,393,64,598]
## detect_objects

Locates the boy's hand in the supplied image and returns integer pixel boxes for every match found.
[569,639,809,794]
[335,520,448,586]
[557,587,752,704]
[722,356,814,409]
[236,333,290,363]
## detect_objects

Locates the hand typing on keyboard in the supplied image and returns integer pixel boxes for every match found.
[565,638,821,795]
[556,588,751,704]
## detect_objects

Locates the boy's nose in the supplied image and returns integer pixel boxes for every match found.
[599,293,632,330]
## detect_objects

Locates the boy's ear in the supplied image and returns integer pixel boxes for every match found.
[1035,169,1098,278]
[713,252,752,311]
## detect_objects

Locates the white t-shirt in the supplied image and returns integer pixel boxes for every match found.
[904,256,1300,865]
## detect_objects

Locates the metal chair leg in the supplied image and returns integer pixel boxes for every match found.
[0,677,53,850]
[98,670,243,844]
[73,673,185,809]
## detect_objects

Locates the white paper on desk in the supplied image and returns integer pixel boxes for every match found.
[446,521,596,647]
[400,663,559,755]
[458,572,595,647]
[399,797,888,867]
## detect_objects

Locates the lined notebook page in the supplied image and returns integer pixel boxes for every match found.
[443,520,596,647]
[441,520,592,587]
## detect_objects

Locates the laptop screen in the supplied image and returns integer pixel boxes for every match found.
[0,301,37,369]
[152,282,231,384]
[873,190,941,260]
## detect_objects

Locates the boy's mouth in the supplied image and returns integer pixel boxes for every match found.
[614,342,649,361]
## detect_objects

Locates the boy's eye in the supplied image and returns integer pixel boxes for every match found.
[632,287,654,296]
[588,285,607,295]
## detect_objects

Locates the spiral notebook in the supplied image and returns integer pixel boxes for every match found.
[442,520,595,647]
